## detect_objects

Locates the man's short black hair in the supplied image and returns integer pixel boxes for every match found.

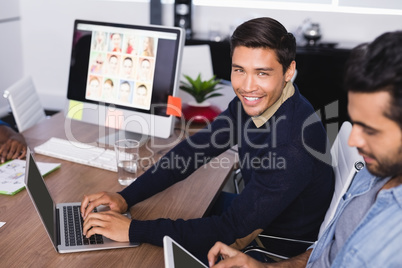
[344,31,402,128]
[230,17,296,74]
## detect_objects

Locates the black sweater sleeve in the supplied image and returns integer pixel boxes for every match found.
[119,99,239,207]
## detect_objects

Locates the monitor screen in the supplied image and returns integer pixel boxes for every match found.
[65,20,184,142]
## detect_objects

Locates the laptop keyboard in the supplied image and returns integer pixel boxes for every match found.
[63,205,104,247]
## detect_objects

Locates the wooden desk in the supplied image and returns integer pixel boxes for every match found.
[0,113,236,267]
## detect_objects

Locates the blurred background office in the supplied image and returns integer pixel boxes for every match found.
[1,0,402,123]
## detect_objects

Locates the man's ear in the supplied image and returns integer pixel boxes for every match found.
[285,61,296,82]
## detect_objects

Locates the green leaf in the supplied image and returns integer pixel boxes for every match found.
[179,73,223,103]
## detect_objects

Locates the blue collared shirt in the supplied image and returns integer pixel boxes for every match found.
[0,120,9,127]
[307,167,402,267]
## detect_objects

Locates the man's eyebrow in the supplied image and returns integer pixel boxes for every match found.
[231,63,274,71]
[351,121,379,132]
[255,67,274,71]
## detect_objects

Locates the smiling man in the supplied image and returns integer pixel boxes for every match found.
[81,17,334,264]
[231,47,295,118]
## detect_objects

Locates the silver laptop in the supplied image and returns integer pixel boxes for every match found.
[24,148,139,253]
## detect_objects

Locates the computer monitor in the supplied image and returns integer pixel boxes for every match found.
[65,19,185,145]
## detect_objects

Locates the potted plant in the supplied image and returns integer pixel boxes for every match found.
[179,74,223,123]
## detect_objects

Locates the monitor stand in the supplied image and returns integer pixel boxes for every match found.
[97,130,149,148]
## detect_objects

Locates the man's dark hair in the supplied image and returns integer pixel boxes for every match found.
[230,17,296,74]
[344,31,402,127]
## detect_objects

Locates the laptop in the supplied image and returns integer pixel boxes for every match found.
[24,148,139,253]
[163,236,207,268]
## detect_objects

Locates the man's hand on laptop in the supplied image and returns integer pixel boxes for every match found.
[81,191,128,219]
[82,210,131,242]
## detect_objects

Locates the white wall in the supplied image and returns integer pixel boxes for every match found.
[19,0,150,111]
[0,0,23,117]
[17,0,402,111]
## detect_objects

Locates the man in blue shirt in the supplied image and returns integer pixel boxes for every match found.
[207,31,402,267]
[0,120,27,163]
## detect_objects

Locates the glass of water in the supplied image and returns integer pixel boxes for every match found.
[114,139,140,186]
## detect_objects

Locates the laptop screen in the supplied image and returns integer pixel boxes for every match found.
[171,242,207,268]
[25,151,57,247]
[164,236,207,268]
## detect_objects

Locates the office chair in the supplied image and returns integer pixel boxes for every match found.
[242,121,365,260]
[318,121,364,237]
[3,76,46,132]
[181,44,214,79]
[291,69,298,83]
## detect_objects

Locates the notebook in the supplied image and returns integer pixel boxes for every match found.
[163,236,207,268]
[24,148,139,253]
[0,159,60,195]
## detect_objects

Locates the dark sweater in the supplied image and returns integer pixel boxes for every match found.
[119,85,334,260]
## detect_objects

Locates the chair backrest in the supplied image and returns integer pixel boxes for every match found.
[3,76,46,132]
[181,44,214,80]
[291,69,298,83]
[318,121,365,238]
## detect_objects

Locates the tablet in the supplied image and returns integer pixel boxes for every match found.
[163,236,207,268]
